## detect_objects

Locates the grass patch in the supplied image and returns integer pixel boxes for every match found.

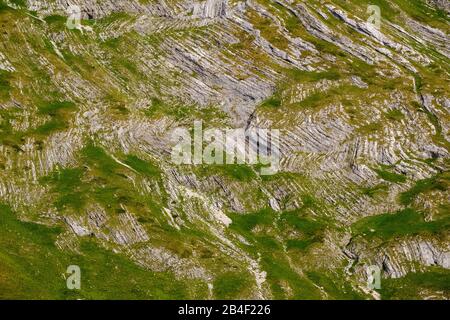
[361,184,388,198]
[228,207,329,298]
[38,101,76,116]
[285,68,341,82]
[40,168,87,211]
[352,208,450,240]
[280,209,326,251]
[261,256,322,299]
[198,163,257,182]
[81,143,120,176]
[0,204,204,299]
[356,122,381,135]
[260,94,281,109]
[0,70,11,101]
[40,144,167,215]
[229,208,275,234]
[246,8,289,50]
[34,100,77,136]
[0,108,26,148]
[124,155,161,177]
[379,267,450,300]
[306,271,366,299]
[213,272,252,299]
[384,109,404,121]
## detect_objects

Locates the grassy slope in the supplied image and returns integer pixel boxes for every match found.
[0,0,449,300]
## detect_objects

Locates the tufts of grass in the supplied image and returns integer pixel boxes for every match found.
[260,94,282,109]
[352,208,450,240]
[0,204,205,299]
[374,168,406,183]
[38,101,76,116]
[228,206,331,298]
[198,163,257,182]
[124,155,161,177]
[280,209,326,251]
[40,144,167,215]
[384,109,404,121]
[44,14,66,25]
[0,108,26,148]
[356,122,381,135]
[213,272,252,299]
[10,0,26,6]
[229,208,275,234]
[379,267,450,300]
[39,167,87,211]
[399,172,449,206]
[81,143,120,176]
[306,271,366,300]
[34,100,77,136]
[286,68,342,82]
[0,70,11,101]
[261,255,322,299]
[361,184,388,198]
[295,85,365,110]
[220,164,257,181]
[246,8,289,50]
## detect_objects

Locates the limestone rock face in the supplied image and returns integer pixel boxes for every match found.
[192,0,228,18]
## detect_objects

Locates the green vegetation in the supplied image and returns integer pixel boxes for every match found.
[260,94,282,109]
[43,14,67,30]
[34,100,77,136]
[260,255,322,299]
[0,100,77,148]
[197,163,257,182]
[0,107,25,148]
[82,143,120,176]
[0,204,205,299]
[306,271,365,300]
[217,164,257,181]
[40,168,87,211]
[124,155,161,177]
[213,272,252,299]
[285,68,341,82]
[379,267,450,300]
[361,184,388,198]
[294,85,365,110]
[10,0,26,7]
[356,122,381,135]
[384,109,404,121]
[0,70,11,101]
[352,208,450,240]
[144,98,228,124]
[374,168,406,183]
[229,208,274,234]
[246,8,289,50]
[40,144,167,216]
[228,206,330,298]
[333,0,449,28]
[280,209,327,251]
